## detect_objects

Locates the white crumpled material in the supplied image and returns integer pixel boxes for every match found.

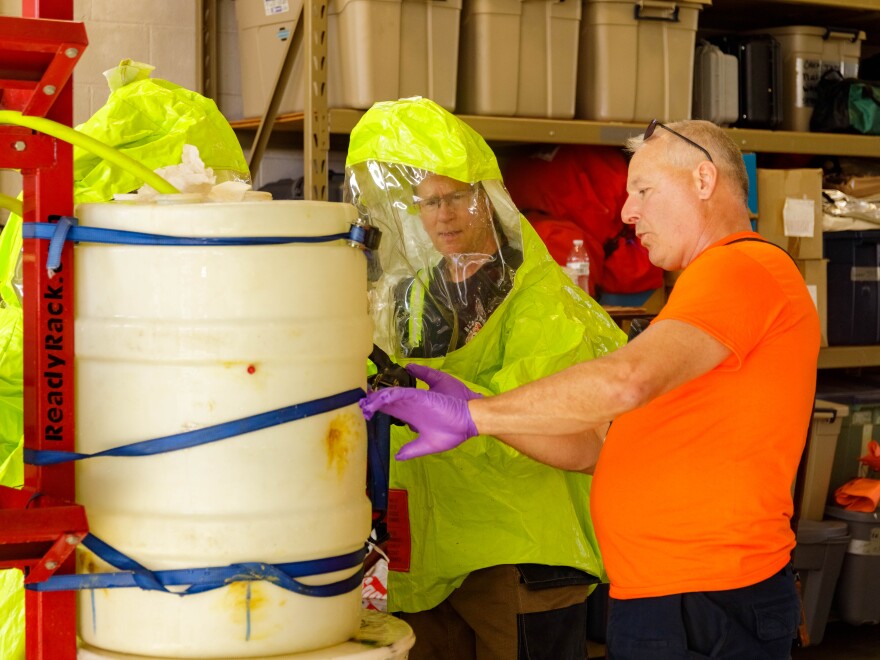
[822,188,880,232]
[126,145,269,204]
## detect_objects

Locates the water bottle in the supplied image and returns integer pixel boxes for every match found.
[565,239,590,292]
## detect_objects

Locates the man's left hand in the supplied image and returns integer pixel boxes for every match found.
[360,387,479,460]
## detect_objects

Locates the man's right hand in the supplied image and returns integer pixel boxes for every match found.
[360,387,479,460]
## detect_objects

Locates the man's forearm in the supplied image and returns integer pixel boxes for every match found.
[469,358,638,438]
[497,428,605,472]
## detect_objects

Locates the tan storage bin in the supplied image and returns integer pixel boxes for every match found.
[798,400,849,521]
[458,0,581,117]
[400,0,463,111]
[757,26,865,132]
[576,0,709,123]
[517,0,582,118]
[236,0,460,118]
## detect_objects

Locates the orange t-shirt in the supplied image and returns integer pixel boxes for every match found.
[592,232,820,600]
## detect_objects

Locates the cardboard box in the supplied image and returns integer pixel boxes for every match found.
[796,258,828,347]
[757,168,824,260]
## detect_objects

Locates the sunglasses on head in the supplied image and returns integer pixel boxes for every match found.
[644,119,713,163]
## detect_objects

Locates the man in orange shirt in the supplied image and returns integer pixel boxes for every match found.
[362,119,821,659]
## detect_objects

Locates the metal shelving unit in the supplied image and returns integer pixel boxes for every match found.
[225,0,880,369]
[818,346,880,369]
[231,109,880,158]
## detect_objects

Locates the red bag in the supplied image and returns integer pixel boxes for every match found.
[527,213,603,297]
[504,145,663,294]
[602,225,664,293]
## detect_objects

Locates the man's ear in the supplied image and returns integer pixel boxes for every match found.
[694,161,718,200]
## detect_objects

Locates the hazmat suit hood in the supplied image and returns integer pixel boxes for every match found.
[345,98,626,613]
[346,97,524,359]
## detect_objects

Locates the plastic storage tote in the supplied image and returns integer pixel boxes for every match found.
[575,0,709,123]
[235,0,460,118]
[792,519,850,646]
[692,41,739,127]
[715,34,784,130]
[458,0,582,118]
[815,376,880,498]
[824,505,880,626]
[823,230,880,346]
[800,400,850,521]
[756,26,865,132]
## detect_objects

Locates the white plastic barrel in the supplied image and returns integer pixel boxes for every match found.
[72,199,373,658]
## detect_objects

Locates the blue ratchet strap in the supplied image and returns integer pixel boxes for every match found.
[23,218,354,272]
[366,413,390,514]
[26,533,367,597]
[24,388,365,466]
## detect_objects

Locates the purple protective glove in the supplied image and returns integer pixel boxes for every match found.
[359,387,479,460]
[405,364,483,401]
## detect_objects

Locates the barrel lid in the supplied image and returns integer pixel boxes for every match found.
[796,519,850,543]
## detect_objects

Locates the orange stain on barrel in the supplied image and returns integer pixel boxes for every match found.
[223,581,268,637]
[326,413,357,476]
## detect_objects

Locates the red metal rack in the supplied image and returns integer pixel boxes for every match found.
[0,2,88,658]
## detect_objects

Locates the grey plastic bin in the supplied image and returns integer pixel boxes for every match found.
[825,505,880,626]
[793,519,850,645]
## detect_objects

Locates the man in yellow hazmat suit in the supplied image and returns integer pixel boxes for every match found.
[0,61,249,659]
[345,97,626,659]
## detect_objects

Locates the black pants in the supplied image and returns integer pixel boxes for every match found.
[606,566,800,660]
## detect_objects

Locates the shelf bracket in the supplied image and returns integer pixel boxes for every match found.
[246,2,304,182]
[304,0,329,201]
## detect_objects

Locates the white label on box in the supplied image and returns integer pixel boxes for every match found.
[263,0,290,15]
[806,284,818,310]
[783,198,815,237]
[852,411,872,426]
[848,528,880,556]
[852,267,880,282]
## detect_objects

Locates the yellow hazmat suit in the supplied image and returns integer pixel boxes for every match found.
[345,97,626,614]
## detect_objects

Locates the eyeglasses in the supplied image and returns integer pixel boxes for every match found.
[413,185,478,215]
[644,119,713,163]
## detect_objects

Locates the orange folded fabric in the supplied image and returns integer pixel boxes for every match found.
[835,478,880,513]
[859,440,880,471]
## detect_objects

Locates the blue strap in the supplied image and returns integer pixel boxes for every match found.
[26,533,366,597]
[46,216,75,273]
[23,219,352,271]
[366,413,390,513]
[24,388,365,466]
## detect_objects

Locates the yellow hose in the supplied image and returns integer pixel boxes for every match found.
[0,193,22,218]
[0,110,179,195]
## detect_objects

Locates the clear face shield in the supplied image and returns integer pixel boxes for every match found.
[346,161,523,360]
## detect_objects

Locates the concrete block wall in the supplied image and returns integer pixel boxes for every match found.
[72,0,199,125]
[0,0,199,223]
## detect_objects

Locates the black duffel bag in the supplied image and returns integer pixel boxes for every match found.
[811,69,880,135]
